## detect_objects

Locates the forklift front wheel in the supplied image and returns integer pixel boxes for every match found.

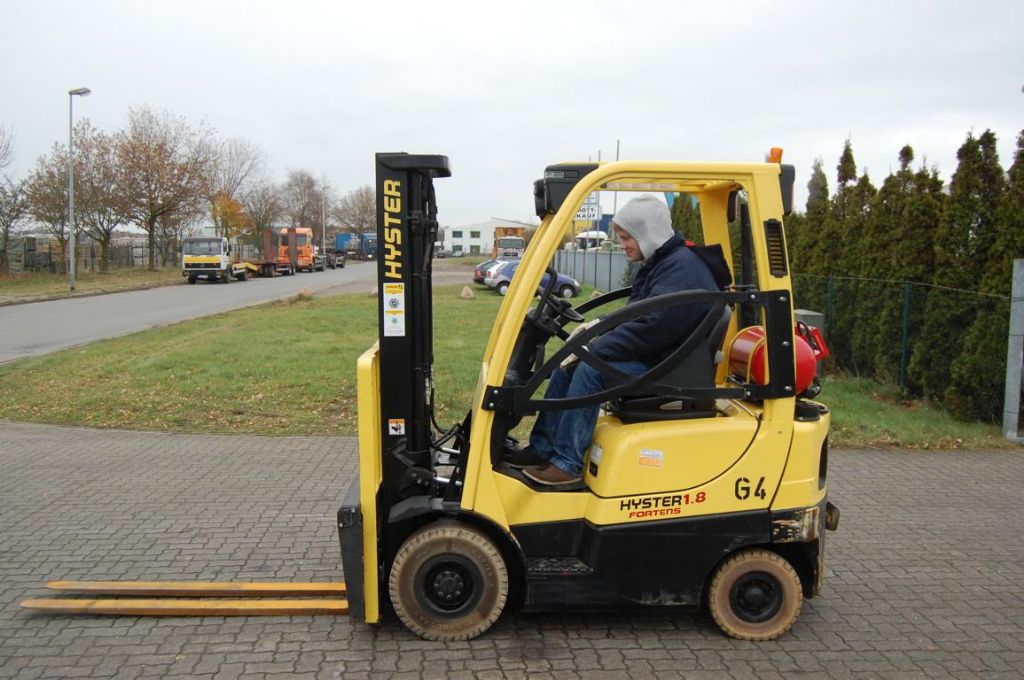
[389,521,509,641]
[708,549,803,641]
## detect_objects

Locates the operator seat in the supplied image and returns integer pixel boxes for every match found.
[606,305,732,423]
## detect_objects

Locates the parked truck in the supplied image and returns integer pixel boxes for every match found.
[276,227,325,275]
[492,225,526,258]
[339,231,378,260]
[181,237,260,284]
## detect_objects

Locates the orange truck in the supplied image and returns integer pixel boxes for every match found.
[276,227,325,275]
[492,225,526,258]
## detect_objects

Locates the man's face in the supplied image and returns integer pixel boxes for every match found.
[614,224,643,262]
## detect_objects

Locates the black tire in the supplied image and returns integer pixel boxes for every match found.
[708,549,803,641]
[239,270,248,281]
[559,284,576,299]
[187,277,197,285]
[222,271,231,283]
[339,260,346,269]
[389,521,508,642]
[496,282,509,296]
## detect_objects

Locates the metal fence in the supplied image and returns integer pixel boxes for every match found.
[792,273,1012,395]
[3,236,265,274]
[553,249,630,292]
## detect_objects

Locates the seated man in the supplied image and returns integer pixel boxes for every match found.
[509,194,719,487]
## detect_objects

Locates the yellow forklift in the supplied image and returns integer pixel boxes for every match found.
[338,152,839,641]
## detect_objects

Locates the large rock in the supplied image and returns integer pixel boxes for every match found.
[460,285,475,300]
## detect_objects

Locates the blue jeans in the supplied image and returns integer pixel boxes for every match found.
[529,359,649,475]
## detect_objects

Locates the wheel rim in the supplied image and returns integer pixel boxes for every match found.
[729,570,784,623]
[414,554,481,617]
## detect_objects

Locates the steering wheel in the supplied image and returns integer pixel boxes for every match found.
[531,266,584,336]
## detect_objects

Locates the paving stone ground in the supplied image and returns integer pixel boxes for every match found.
[1,420,1021,679]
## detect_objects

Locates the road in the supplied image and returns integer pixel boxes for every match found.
[2,421,1021,679]
[0,263,386,364]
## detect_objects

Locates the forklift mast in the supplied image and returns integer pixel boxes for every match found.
[373,153,451,509]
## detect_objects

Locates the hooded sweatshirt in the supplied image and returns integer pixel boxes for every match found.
[589,196,719,364]
[609,194,675,261]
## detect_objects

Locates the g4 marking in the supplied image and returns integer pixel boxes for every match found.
[734,476,767,501]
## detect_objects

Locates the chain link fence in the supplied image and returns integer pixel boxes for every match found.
[793,273,1012,398]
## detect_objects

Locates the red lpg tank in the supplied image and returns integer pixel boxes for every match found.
[728,324,829,395]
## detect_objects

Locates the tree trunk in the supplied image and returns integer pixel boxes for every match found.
[148,220,156,271]
[100,239,110,273]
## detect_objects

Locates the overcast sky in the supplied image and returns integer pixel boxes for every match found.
[2,0,1021,226]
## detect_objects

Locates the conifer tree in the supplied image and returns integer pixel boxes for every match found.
[837,139,857,187]
[790,158,828,270]
[834,171,877,373]
[859,146,919,379]
[946,130,1021,420]
[910,130,1004,409]
[871,162,945,389]
[670,193,703,244]
[790,158,831,324]
[816,138,876,371]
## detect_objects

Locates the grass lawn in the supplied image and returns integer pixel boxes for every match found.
[0,283,1014,449]
[434,256,489,270]
[0,268,183,305]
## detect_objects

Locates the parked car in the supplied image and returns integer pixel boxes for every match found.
[473,257,514,285]
[486,259,579,298]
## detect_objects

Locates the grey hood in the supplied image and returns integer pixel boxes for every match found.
[611,194,675,261]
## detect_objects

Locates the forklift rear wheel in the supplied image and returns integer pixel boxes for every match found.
[708,548,803,641]
[389,521,508,641]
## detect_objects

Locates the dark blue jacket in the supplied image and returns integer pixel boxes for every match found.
[589,232,719,364]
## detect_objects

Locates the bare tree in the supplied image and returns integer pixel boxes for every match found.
[0,124,13,172]
[281,169,324,245]
[116,107,214,270]
[25,143,72,268]
[0,177,27,274]
[209,137,264,238]
[332,185,375,234]
[75,120,128,272]
[155,208,202,267]
[243,180,283,254]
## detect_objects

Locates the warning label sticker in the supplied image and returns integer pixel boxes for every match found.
[388,419,406,435]
[638,449,664,468]
[383,283,405,337]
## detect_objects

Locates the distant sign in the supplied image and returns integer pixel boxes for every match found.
[574,204,601,221]
[575,194,601,222]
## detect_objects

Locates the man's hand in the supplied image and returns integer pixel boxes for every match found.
[561,319,599,369]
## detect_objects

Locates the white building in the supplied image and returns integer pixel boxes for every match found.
[444,219,534,257]
[444,220,497,257]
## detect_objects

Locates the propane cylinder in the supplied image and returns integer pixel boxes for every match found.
[728,325,825,396]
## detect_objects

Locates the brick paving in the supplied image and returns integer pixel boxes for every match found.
[1,420,1022,679]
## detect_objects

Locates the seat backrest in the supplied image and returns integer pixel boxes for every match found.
[657,304,732,390]
[608,304,732,422]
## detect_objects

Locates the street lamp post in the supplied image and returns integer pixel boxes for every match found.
[67,86,91,291]
[321,184,328,258]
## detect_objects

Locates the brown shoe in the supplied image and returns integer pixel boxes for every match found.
[523,464,582,487]
[503,445,548,469]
